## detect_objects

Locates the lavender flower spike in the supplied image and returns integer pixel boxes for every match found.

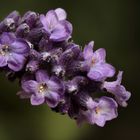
[83,41,115,81]
[102,71,131,107]
[0,9,131,127]
[40,8,72,42]
[77,97,118,127]
[22,70,64,107]
[0,32,30,71]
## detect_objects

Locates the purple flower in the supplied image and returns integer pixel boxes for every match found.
[102,71,131,107]
[22,70,64,107]
[40,8,72,42]
[0,32,30,71]
[77,96,118,127]
[83,41,115,81]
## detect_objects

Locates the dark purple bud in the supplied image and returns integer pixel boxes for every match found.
[65,76,88,94]
[52,98,70,114]
[26,60,39,73]
[41,48,63,63]
[4,18,15,30]
[0,18,15,32]
[16,23,30,38]
[6,10,21,24]
[21,11,39,28]
[68,97,80,119]
[72,76,88,86]
[27,28,43,45]
[39,37,52,51]
[66,61,85,77]
[59,44,80,65]
[65,81,78,94]
[29,49,40,59]
[74,92,92,110]
[41,52,51,62]
[52,65,65,78]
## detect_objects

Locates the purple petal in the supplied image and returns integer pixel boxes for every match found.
[8,53,26,71]
[55,8,67,21]
[45,91,60,108]
[0,32,15,45]
[50,21,72,41]
[94,115,106,127]
[83,41,94,60]
[115,88,131,107]
[86,97,97,110]
[47,77,64,95]
[40,11,58,34]
[31,94,45,105]
[116,71,123,84]
[102,71,131,107]
[22,80,38,93]
[35,70,49,83]
[0,55,8,67]
[98,97,118,120]
[10,39,30,54]
[93,48,106,63]
[88,63,115,81]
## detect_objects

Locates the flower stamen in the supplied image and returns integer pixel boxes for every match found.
[0,45,10,56]
[38,83,48,94]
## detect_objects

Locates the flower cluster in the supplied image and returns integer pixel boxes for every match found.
[0,8,131,127]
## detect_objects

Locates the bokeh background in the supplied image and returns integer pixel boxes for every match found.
[0,0,139,140]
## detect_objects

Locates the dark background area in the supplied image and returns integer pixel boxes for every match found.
[0,0,140,140]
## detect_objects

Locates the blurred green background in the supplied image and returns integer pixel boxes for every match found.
[0,0,139,140]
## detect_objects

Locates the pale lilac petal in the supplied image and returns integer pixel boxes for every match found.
[55,8,67,20]
[88,63,115,81]
[35,70,49,83]
[63,20,72,37]
[94,115,106,127]
[98,97,118,120]
[22,80,38,93]
[83,41,94,60]
[86,97,97,110]
[114,86,131,107]
[8,53,26,71]
[40,14,49,31]
[102,71,131,107]
[10,39,30,54]
[50,21,72,41]
[116,71,123,84]
[93,48,106,63]
[45,10,58,27]
[31,94,45,105]
[40,11,58,34]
